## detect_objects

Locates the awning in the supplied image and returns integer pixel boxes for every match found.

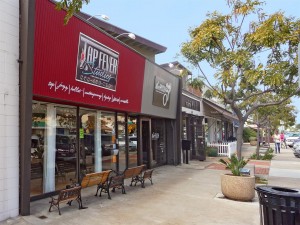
[203,99,238,122]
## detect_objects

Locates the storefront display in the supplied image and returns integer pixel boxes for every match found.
[25,0,180,201]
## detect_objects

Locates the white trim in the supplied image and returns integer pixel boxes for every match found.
[182,107,201,116]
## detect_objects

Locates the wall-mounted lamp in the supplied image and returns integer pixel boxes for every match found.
[168,63,174,68]
[116,33,136,40]
[168,63,183,74]
[87,14,109,21]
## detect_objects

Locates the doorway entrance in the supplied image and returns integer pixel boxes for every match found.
[140,119,151,168]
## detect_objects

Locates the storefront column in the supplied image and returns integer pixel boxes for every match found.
[20,0,35,216]
[43,105,56,193]
[94,111,102,172]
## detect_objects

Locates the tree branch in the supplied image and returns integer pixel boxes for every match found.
[235,88,274,102]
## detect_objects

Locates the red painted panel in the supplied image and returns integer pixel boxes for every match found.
[33,0,145,113]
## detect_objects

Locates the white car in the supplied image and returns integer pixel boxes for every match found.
[286,133,300,148]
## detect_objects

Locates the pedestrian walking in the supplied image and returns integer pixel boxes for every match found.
[273,130,281,153]
[280,131,286,149]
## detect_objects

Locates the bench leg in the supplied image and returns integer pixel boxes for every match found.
[57,203,61,215]
[122,184,126,194]
[49,198,61,215]
[141,176,153,188]
[77,195,87,209]
[141,179,145,188]
[107,188,112,199]
[149,177,153,185]
[48,202,54,213]
[130,177,134,186]
[95,184,101,196]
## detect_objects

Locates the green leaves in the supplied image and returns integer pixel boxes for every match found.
[181,0,300,119]
[55,0,90,24]
[188,78,205,92]
[219,154,249,176]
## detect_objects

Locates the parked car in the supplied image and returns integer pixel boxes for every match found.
[286,133,300,148]
[56,135,76,157]
[293,139,300,158]
[129,136,137,151]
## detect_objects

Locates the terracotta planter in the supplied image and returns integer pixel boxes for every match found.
[250,140,257,146]
[221,174,255,201]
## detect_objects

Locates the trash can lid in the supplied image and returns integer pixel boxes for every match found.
[256,185,300,197]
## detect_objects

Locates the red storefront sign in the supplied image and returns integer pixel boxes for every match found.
[33,0,145,113]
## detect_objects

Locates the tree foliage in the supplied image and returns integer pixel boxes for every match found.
[55,0,90,24]
[181,0,300,158]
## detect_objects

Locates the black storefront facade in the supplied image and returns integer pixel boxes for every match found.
[19,0,181,215]
[181,90,205,162]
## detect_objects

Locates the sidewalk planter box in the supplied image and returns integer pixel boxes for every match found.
[255,186,300,225]
[221,174,255,201]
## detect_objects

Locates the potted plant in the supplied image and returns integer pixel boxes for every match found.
[249,136,257,146]
[219,154,255,201]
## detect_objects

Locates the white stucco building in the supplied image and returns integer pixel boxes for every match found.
[0,0,20,221]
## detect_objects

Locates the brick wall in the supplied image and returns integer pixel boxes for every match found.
[0,0,20,221]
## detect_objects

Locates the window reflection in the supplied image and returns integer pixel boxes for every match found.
[118,114,126,171]
[128,117,137,168]
[31,103,119,197]
[101,112,116,171]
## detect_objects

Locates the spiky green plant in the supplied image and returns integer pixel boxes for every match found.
[219,154,249,176]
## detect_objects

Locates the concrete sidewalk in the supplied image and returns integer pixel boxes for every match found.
[268,145,300,188]
[1,143,300,225]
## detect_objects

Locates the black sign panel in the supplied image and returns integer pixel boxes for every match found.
[76,33,119,91]
[182,95,200,111]
[152,76,172,109]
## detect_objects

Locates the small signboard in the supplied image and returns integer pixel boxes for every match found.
[79,128,84,139]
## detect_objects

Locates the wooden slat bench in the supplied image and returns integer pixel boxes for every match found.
[118,165,154,188]
[49,186,83,215]
[140,169,154,188]
[122,165,146,186]
[49,170,111,215]
[80,170,112,197]
[98,172,126,199]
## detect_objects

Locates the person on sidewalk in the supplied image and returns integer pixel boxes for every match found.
[280,131,286,149]
[273,130,281,154]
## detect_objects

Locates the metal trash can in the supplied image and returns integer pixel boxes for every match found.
[255,186,300,225]
[181,140,191,164]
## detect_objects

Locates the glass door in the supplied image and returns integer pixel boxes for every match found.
[117,113,126,171]
[128,116,138,168]
[79,109,96,178]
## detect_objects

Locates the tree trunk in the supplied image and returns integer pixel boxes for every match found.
[267,127,271,146]
[256,127,260,158]
[236,123,244,159]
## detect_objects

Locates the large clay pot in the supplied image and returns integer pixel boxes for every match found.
[250,140,257,146]
[221,174,255,201]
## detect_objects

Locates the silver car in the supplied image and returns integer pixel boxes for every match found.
[286,134,300,148]
[293,139,300,158]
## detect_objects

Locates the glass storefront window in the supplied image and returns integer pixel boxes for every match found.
[128,116,137,168]
[31,102,77,196]
[117,113,126,171]
[101,112,116,171]
[55,106,77,190]
[79,110,96,177]
[31,103,47,196]
[31,103,120,197]
[182,117,187,139]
